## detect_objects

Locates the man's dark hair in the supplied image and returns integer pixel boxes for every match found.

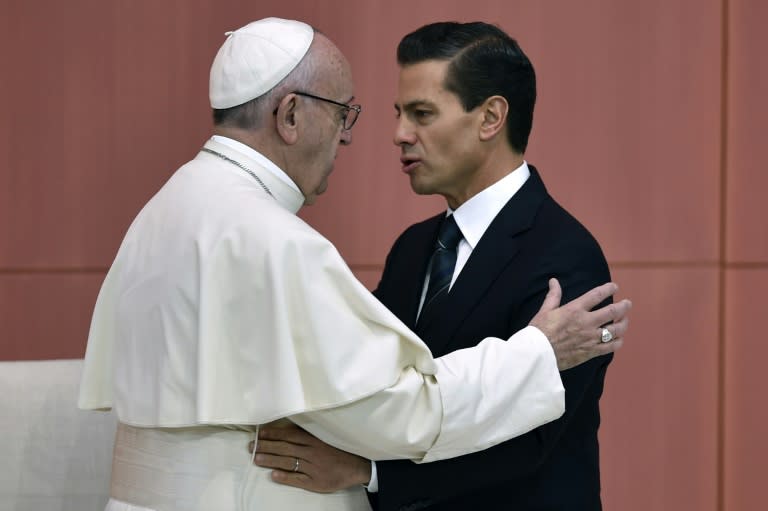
[397,21,536,153]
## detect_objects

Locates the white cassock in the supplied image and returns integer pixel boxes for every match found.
[79,137,565,511]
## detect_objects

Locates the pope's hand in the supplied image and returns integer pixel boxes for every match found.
[529,278,631,371]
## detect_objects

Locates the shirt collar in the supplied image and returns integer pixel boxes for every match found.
[450,162,530,249]
[211,135,302,194]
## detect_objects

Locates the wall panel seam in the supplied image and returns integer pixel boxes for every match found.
[717,0,730,509]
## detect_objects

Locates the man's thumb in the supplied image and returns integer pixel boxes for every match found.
[540,278,562,312]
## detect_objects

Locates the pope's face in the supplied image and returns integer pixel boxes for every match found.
[297,93,353,205]
[293,41,355,205]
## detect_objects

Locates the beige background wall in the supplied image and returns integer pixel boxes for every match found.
[1,1,765,509]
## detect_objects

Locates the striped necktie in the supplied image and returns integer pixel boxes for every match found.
[418,214,463,326]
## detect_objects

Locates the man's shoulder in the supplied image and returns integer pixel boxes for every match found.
[522,168,603,248]
[526,195,611,290]
[512,170,608,274]
[536,194,603,250]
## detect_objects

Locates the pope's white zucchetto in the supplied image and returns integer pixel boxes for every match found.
[209,17,314,109]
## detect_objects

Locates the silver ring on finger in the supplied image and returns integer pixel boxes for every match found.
[601,327,613,343]
[293,457,300,472]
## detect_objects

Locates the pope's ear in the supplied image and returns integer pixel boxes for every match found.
[478,95,508,142]
[274,94,300,145]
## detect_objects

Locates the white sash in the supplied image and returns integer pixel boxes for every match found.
[107,422,370,511]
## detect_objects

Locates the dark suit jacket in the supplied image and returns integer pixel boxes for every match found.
[371,167,612,511]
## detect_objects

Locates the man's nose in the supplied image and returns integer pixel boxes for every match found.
[393,118,415,146]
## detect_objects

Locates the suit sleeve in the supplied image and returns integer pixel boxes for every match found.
[372,229,611,510]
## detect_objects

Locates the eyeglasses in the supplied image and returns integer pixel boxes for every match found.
[292,91,362,130]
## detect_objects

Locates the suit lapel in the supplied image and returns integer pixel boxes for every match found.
[397,217,442,329]
[420,167,549,356]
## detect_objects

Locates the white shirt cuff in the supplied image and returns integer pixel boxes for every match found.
[364,460,379,492]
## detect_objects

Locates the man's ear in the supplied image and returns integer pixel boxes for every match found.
[478,95,508,142]
[275,94,300,145]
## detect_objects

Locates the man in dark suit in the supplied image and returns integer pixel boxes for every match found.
[254,21,617,510]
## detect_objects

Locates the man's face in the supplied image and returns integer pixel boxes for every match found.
[394,60,484,209]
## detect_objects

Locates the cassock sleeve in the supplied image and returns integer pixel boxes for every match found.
[256,221,564,463]
[290,325,564,462]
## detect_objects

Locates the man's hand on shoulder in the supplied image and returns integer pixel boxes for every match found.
[530,278,632,371]
[249,423,371,493]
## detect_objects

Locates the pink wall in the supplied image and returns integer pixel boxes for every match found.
[1,1,765,509]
